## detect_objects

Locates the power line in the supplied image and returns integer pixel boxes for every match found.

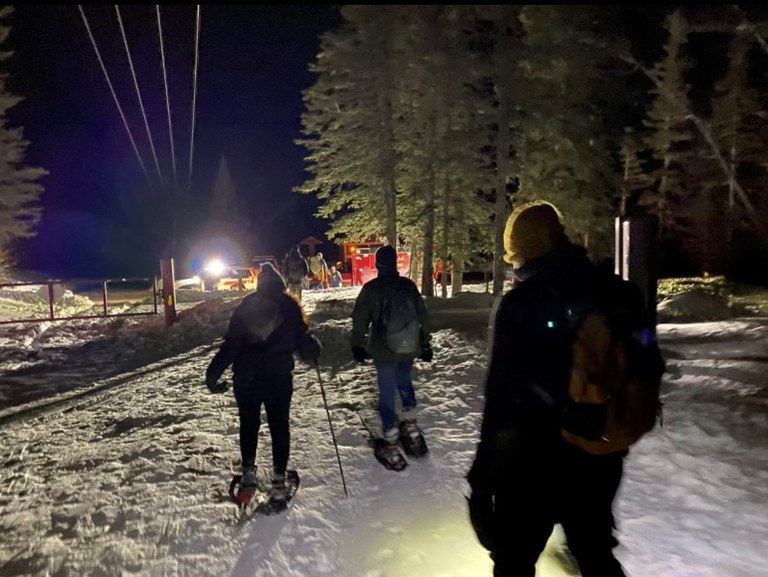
[77,5,151,186]
[115,5,163,186]
[156,5,177,190]
[188,4,201,194]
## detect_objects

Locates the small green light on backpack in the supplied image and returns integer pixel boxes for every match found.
[547,320,556,328]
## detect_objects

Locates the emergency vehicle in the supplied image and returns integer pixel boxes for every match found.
[337,241,411,286]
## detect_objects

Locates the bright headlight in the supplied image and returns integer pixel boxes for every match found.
[204,259,226,276]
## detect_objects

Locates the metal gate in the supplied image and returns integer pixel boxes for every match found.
[0,277,160,325]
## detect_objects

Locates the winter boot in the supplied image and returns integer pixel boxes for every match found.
[231,466,259,508]
[241,466,258,488]
[399,419,428,457]
[271,473,289,502]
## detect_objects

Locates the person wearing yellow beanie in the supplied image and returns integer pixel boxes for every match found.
[467,200,630,577]
[503,200,567,267]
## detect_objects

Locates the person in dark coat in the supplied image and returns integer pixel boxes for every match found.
[467,201,630,577]
[350,245,432,467]
[205,262,321,500]
[282,245,309,302]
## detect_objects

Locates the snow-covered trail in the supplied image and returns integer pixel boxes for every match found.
[0,342,241,576]
[6,287,767,576]
[0,314,525,577]
[617,320,768,577]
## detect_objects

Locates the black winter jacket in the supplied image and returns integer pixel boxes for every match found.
[481,242,597,448]
[350,270,430,362]
[205,285,319,385]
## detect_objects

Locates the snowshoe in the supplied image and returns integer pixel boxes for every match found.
[228,474,260,510]
[399,420,429,458]
[254,470,300,515]
[373,438,408,471]
[358,412,408,471]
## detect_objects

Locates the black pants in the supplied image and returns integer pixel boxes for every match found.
[233,373,293,475]
[491,442,626,577]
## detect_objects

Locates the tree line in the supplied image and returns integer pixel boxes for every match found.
[297,5,768,293]
[0,7,45,280]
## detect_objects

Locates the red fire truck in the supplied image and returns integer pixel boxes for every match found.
[338,242,411,286]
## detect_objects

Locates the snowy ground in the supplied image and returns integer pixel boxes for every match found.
[0,284,767,577]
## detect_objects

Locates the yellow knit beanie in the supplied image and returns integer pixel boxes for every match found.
[503,201,567,264]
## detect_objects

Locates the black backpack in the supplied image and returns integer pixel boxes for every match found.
[376,283,421,355]
[230,293,285,344]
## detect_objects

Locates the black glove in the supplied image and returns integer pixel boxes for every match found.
[466,450,495,551]
[419,346,433,362]
[207,380,229,394]
[352,346,368,363]
[298,331,323,365]
[467,488,495,551]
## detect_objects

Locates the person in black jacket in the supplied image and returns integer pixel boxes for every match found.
[283,245,309,302]
[467,201,631,577]
[350,245,432,468]
[205,262,321,500]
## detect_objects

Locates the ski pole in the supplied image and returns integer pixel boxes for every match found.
[315,364,349,498]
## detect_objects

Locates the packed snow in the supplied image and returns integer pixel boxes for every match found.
[0,283,766,577]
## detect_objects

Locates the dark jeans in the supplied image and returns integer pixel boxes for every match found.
[233,372,293,475]
[374,361,417,435]
[491,442,626,577]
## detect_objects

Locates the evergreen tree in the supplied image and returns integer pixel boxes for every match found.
[299,6,492,295]
[470,6,524,295]
[639,11,702,256]
[0,7,46,277]
[710,33,768,269]
[204,155,252,251]
[515,5,640,257]
[297,6,408,247]
[395,6,491,296]
[619,131,653,216]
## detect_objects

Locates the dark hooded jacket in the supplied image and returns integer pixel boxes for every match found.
[480,241,597,452]
[351,269,430,362]
[205,267,320,384]
[283,248,309,283]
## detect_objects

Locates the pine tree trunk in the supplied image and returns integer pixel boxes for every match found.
[421,173,437,297]
[376,19,398,247]
[379,94,398,247]
[440,185,450,298]
[451,188,464,296]
[420,103,438,297]
[492,95,511,295]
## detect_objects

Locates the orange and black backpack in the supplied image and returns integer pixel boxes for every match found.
[557,274,666,455]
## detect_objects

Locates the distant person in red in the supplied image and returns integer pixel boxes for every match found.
[433,259,452,295]
[433,260,443,284]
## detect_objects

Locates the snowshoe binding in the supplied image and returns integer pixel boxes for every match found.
[358,413,409,471]
[398,420,428,458]
[255,470,300,515]
[373,438,408,471]
[229,469,300,517]
[229,470,260,511]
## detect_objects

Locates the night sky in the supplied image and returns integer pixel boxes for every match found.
[6,5,342,278]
